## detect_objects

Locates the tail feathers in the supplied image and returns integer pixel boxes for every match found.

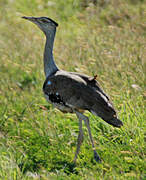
[104,117,123,128]
[91,110,123,128]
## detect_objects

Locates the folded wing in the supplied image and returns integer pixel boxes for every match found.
[43,70,123,127]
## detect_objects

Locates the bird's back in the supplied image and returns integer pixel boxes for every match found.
[43,70,123,127]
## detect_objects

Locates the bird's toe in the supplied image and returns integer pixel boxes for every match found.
[94,150,102,162]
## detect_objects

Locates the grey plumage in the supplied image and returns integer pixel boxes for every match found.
[43,70,122,127]
[22,16,123,163]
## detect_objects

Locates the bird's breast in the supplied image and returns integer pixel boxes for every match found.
[44,93,73,113]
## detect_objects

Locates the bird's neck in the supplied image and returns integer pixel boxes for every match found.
[44,29,58,77]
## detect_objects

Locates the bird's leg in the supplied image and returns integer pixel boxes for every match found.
[77,112,101,162]
[73,111,84,163]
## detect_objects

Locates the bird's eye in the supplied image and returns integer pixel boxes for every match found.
[41,19,47,23]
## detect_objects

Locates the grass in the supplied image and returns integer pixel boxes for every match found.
[0,0,145,179]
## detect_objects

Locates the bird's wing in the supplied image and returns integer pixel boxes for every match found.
[69,72,110,100]
[43,71,119,123]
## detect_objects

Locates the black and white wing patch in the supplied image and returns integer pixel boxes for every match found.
[43,79,68,107]
[45,92,65,105]
[43,79,74,113]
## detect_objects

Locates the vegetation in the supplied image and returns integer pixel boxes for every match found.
[0,0,145,179]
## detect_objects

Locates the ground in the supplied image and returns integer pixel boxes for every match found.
[0,0,145,179]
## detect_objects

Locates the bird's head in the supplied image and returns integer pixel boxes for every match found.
[22,16,58,35]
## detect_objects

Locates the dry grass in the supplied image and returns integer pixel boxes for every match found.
[0,0,145,179]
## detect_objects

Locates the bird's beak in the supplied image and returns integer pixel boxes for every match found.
[22,16,37,22]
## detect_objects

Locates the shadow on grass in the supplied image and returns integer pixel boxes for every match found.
[50,160,78,175]
[19,159,78,175]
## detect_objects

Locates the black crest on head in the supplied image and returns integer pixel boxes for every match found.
[41,17,58,27]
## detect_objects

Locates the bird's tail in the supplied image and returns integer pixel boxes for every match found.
[104,116,123,128]
[91,110,123,128]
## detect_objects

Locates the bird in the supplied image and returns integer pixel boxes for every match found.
[22,16,123,163]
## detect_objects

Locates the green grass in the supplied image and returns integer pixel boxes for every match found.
[0,0,145,179]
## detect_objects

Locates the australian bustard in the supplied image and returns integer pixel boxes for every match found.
[22,16,123,163]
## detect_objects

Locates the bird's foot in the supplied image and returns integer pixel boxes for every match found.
[73,157,77,164]
[94,150,101,162]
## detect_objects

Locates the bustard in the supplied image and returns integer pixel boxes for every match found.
[22,16,123,163]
